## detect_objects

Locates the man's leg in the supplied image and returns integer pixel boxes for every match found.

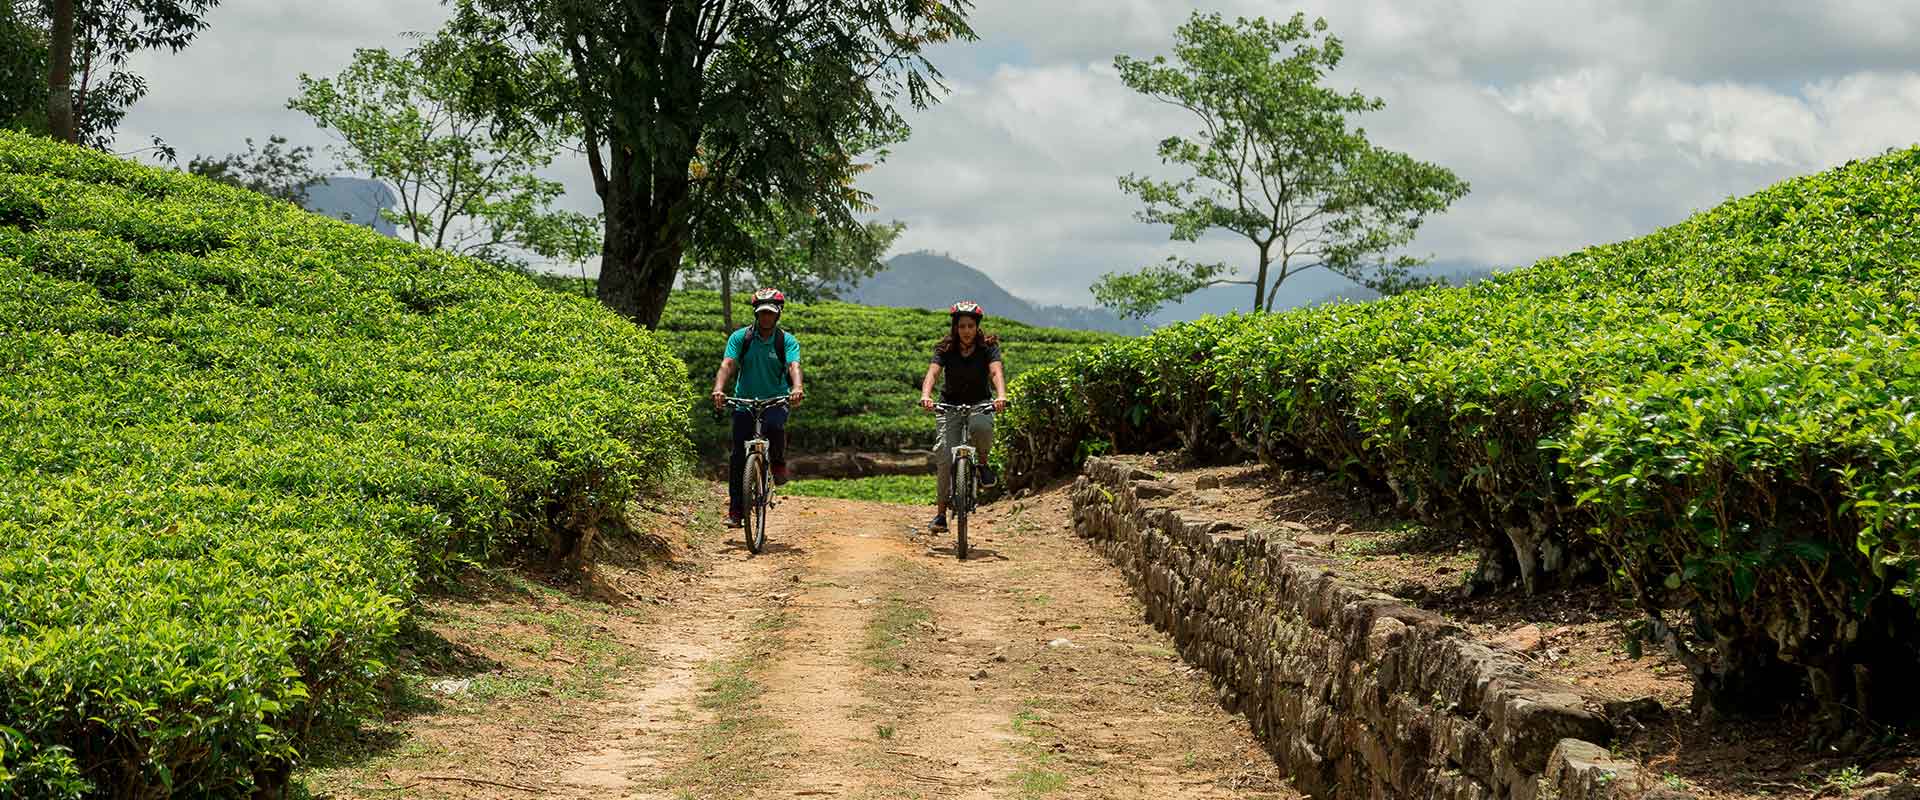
[764,406,791,484]
[728,410,753,522]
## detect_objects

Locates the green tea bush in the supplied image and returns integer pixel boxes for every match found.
[654,290,1114,457]
[1001,146,1920,723]
[1564,317,1920,721]
[0,131,689,796]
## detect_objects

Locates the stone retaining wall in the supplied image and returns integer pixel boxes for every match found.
[1070,458,1667,800]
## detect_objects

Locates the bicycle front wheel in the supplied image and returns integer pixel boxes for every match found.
[743,452,767,554]
[953,456,971,560]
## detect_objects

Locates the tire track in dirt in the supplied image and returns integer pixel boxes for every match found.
[546,525,789,798]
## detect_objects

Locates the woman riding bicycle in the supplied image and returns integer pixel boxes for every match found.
[918,301,1008,532]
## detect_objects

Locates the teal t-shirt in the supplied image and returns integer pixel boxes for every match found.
[725,326,801,399]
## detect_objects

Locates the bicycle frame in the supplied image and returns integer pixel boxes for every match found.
[725,395,789,451]
[934,402,998,509]
[723,395,790,554]
[933,401,1000,560]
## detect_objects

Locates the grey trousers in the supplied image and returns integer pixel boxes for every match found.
[935,410,994,504]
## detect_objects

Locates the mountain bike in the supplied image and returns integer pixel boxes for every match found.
[934,401,1002,560]
[723,395,790,555]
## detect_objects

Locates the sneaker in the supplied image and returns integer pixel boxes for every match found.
[725,507,743,528]
[978,464,998,487]
[928,514,948,532]
[771,463,791,486]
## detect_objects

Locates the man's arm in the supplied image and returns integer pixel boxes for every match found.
[782,333,804,404]
[920,363,941,411]
[711,358,738,408]
[786,361,805,404]
[989,361,1008,411]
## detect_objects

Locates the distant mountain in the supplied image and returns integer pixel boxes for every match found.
[1146,262,1501,325]
[842,251,1497,334]
[302,177,397,236]
[842,251,1146,334]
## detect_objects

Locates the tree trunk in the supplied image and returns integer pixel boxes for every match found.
[596,148,693,329]
[1252,251,1270,312]
[720,266,734,330]
[47,0,74,143]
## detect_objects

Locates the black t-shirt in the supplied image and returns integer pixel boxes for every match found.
[933,341,1001,404]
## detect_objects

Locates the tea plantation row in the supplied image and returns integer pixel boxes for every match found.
[0,132,690,796]
[651,290,1114,457]
[999,147,1920,724]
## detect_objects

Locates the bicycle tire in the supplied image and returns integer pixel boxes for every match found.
[743,452,766,554]
[954,455,971,560]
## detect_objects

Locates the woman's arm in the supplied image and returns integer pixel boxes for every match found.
[989,361,1008,411]
[920,362,941,411]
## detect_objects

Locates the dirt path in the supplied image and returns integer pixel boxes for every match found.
[307,485,1297,799]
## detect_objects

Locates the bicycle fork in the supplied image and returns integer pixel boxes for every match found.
[950,444,977,511]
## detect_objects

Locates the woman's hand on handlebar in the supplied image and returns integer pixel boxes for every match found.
[993,397,1009,413]
[920,396,935,413]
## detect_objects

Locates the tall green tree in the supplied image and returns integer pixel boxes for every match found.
[1092,12,1470,319]
[0,0,48,134]
[289,30,599,272]
[42,0,221,148]
[446,0,973,328]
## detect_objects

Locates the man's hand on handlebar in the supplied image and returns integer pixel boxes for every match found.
[789,387,805,406]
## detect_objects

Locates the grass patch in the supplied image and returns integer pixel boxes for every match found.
[1337,523,1467,557]
[1009,703,1071,798]
[785,474,937,505]
[862,596,933,672]
[1014,765,1068,797]
[662,609,790,800]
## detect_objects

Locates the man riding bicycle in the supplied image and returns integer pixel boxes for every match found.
[711,288,805,528]
[919,301,1008,532]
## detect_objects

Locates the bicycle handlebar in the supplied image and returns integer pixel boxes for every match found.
[722,395,791,411]
[932,401,1004,415]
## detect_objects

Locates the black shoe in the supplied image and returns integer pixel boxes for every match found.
[928,515,948,532]
[771,463,791,486]
[978,464,997,487]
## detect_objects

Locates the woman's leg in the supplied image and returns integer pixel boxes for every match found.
[967,413,994,455]
[933,412,965,519]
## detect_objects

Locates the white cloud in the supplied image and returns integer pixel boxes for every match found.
[109,0,1920,311]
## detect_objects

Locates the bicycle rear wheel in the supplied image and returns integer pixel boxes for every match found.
[953,456,971,560]
[743,452,767,554]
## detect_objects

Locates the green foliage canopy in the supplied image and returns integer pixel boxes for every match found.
[289,28,599,272]
[1094,12,1468,318]
[445,0,975,327]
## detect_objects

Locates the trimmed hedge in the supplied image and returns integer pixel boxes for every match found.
[1000,146,1920,723]
[653,290,1115,456]
[0,131,690,796]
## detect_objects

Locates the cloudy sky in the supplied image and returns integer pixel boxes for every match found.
[117,1,1920,310]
